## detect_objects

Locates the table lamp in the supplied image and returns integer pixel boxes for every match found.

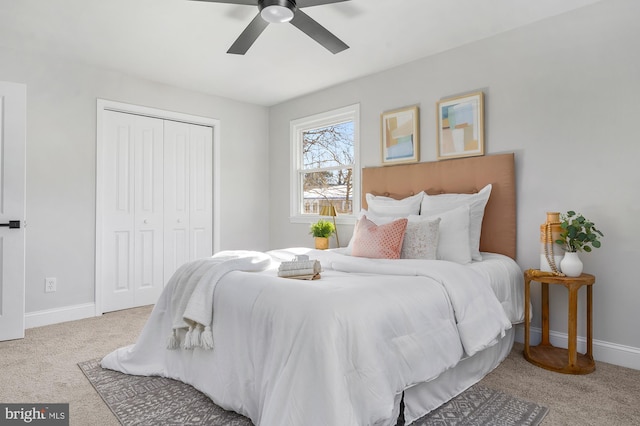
[319,204,340,248]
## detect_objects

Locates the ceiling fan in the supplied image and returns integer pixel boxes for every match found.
[190,0,351,55]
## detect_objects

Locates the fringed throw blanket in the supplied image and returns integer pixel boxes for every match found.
[166,250,272,350]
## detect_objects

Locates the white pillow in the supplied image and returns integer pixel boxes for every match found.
[401,216,441,260]
[366,191,424,217]
[421,205,471,264]
[420,184,491,261]
[348,210,466,263]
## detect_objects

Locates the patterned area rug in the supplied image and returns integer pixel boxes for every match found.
[415,385,548,426]
[79,359,548,426]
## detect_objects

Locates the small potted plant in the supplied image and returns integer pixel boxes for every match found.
[555,211,604,277]
[310,219,335,250]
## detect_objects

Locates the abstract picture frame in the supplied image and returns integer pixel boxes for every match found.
[436,92,484,160]
[380,105,419,165]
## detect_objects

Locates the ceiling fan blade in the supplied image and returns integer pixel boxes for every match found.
[290,9,348,54]
[297,0,350,7]
[227,13,269,55]
[188,0,256,5]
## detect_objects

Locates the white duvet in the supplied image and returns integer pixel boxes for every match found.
[102,248,515,426]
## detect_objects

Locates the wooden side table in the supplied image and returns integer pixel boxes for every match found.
[523,269,596,374]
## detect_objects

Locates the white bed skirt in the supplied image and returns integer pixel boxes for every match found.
[402,327,515,424]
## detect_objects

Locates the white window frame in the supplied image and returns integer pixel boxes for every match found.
[290,104,360,224]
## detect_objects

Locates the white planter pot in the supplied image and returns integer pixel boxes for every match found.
[560,252,583,277]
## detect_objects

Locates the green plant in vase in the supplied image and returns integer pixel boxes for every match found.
[555,211,603,253]
[310,219,335,250]
[555,211,604,277]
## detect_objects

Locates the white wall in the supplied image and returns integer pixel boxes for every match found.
[269,0,640,367]
[0,47,270,317]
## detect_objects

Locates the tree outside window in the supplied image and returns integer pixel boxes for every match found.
[291,105,359,221]
[302,121,354,215]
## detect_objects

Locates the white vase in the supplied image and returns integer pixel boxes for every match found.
[560,252,583,277]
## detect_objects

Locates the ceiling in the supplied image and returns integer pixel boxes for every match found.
[0,0,604,106]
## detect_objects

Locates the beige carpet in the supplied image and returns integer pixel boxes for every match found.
[1,305,639,425]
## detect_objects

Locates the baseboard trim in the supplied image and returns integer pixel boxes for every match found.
[25,303,98,329]
[514,324,640,370]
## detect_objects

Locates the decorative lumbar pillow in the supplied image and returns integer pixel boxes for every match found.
[420,184,492,261]
[365,191,424,217]
[401,216,441,260]
[423,205,472,264]
[351,216,408,259]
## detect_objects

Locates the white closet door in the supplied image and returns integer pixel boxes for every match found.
[102,111,164,312]
[164,121,213,281]
[164,121,190,280]
[189,124,213,260]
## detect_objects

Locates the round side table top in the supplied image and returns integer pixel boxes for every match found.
[524,269,595,285]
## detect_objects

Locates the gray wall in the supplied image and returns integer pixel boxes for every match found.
[0,47,270,314]
[269,0,640,360]
[2,0,638,368]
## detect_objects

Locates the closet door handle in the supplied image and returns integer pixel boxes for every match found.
[0,220,20,229]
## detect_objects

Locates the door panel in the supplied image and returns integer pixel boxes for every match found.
[164,121,213,279]
[164,121,191,281]
[0,81,26,341]
[114,231,131,292]
[103,111,135,311]
[102,111,163,312]
[133,118,164,306]
[189,124,213,260]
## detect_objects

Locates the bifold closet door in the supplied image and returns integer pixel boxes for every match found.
[164,121,213,281]
[102,111,165,312]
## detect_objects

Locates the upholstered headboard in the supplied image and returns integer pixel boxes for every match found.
[362,153,516,259]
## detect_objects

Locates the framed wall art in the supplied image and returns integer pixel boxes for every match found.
[380,105,419,165]
[436,92,484,160]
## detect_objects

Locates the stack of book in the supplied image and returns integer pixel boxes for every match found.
[278,259,322,280]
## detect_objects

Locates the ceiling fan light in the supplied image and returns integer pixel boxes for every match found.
[260,5,294,23]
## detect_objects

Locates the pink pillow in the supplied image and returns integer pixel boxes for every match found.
[352,216,408,259]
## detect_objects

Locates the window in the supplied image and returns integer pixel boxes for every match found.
[290,104,360,223]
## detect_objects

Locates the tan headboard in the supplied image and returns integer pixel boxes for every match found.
[362,153,516,259]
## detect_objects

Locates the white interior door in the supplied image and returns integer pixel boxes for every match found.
[164,121,213,280]
[102,111,164,312]
[188,124,213,260]
[163,121,190,279]
[0,81,26,341]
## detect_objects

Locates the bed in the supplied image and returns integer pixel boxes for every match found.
[102,153,524,426]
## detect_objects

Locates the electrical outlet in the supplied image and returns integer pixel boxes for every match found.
[45,277,57,293]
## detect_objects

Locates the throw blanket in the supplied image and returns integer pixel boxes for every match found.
[166,250,271,350]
